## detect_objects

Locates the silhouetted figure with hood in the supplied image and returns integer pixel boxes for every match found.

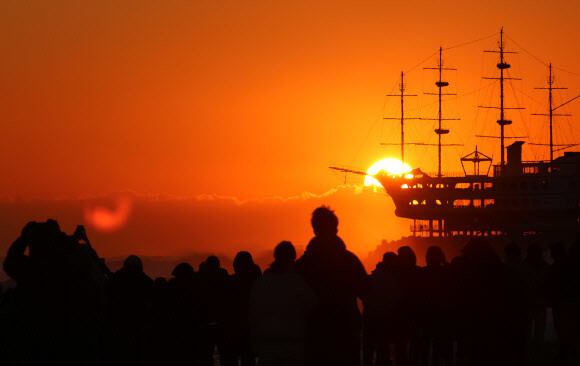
[363,251,401,366]
[295,206,369,366]
[197,255,231,366]
[228,251,262,366]
[106,255,153,366]
[250,241,316,366]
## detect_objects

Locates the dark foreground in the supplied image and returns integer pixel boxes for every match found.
[1,206,580,366]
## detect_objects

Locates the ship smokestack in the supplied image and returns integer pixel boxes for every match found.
[506,141,525,176]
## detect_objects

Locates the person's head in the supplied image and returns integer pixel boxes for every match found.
[205,256,220,271]
[24,220,64,258]
[504,241,521,263]
[274,241,296,265]
[171,262,195,278]
[397,246,417,268]
[426,246,446,267]
[123,255,144,273]
[311,206,338,236]
[233,251,255,274]
[550,242,566,263]
[381,251,398,270]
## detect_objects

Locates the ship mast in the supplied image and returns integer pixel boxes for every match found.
[424,47,460,177]
[381,72,419,171]
[480,28,523,167]
[532,63,569,162]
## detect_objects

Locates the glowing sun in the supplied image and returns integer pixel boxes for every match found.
[364,158,412,187]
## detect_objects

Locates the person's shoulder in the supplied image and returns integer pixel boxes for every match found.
[344,249,367,273]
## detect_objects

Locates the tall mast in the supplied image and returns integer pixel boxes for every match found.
[498,28,509,165]
[424,47,459,177]
[532,63,569,162]
[382,72,419,170]
[400,71,405,165]
[549,64,553,161]
[480,28,522,167]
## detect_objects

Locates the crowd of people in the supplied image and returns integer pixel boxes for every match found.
[1,206,580,366]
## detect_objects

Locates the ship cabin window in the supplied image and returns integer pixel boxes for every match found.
[473,200,482,208]
[421,200,427,205]
[436,183,445,189]
[401,184,409,189]
[453,199,471,208]
[436,200,442,205]
[473,184,481,191]
[410,200,419,206]
[456,183,470,189]
[523,166,539,175]
[484,199,495,207]
[484,183,493,190]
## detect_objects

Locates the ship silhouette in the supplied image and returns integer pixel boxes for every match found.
[332,29,580,239]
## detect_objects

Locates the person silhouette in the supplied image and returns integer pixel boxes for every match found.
[2,220,107,366]
[197,255,231,366]
[363,251,401,366]
[168,262,200,366]
[228,251,262,366]
[106,255,153,366]
[250,241,316,366]
[295,206,368,366]
[420,246,452,366]
[394,246,422,366]
[457,238,526,366]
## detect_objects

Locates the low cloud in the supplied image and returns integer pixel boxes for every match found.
[0,185,409,279]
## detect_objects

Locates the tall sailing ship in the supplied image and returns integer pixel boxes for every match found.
[333,29,580,239]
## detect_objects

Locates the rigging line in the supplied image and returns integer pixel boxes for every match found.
[349,81,398,165]
[552,66,579,76]
[406,82,494,112]
[443,31,499,51]
[503,33,547,67]
[507,69,531,141]
[405,51,437,74]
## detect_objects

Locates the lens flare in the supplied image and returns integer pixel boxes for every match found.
[84,196,132,232]
[364,158,412,187]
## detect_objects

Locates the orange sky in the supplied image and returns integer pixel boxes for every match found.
[1,0,580,262]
